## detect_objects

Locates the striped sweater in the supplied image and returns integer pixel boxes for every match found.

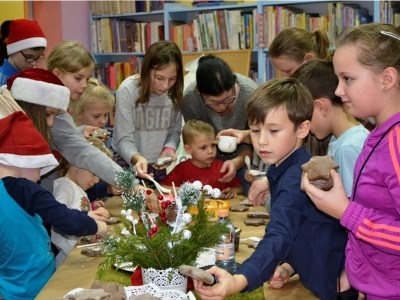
[341,112,400,299]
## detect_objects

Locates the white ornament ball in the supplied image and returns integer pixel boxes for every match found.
[192,180,203,190]
[203,185,213,195]
[126,215,134,222]
[127,209,132,215]
[182,230,192,239]
[182,213,192,223]
[121,210,127,215]
[211,188,221,199]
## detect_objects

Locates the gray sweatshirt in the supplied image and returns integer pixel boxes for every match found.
[113,75,182,165]
[182,73,257,160]
[51,112,122,185]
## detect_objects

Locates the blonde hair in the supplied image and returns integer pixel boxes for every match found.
[269,27,330,63]
[72,78,115,125]
[59,136,112,176]
[182,119,215,145]
[46,40,95,73]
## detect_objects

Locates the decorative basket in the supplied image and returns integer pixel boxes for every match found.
[141,267,188,293]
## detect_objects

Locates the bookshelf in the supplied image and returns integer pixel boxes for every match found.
[90,0,393,88]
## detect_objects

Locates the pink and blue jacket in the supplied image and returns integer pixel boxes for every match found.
[341,112,400,299]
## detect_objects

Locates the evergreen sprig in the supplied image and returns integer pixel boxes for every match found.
[100,184,229,270]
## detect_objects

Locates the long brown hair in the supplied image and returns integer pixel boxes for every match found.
[136,40,183,109]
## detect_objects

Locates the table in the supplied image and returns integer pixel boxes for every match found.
[36,196,317,299]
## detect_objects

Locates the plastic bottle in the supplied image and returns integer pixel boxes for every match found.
[215,209,237,274]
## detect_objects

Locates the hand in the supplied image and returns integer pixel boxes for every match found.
[95,220,108,235]
[132,154,149,178]
[108,185,122,196]
[217,129,251,144]
[193,266,247,300]
[244,170,257,183]
[83,125,99,138]
[91,200,105,210]
[248,177,269,206]
[302,170,349,220]
[221,187,237,199]
[153,149,176,171]
[217,160,236,184]
[268,263,294,289]
[88,207,110,221]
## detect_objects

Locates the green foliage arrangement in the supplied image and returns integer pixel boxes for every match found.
[101,169,228,270]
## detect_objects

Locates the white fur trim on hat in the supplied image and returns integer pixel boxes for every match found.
[10,77,70,111]
[0,153,58,176]
[7,37,47,55]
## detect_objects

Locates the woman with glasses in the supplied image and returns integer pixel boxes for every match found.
[0,19,47,86]
[182,55,258,195]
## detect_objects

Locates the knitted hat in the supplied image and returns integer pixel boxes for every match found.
[7,68,70,111]
[0,111,58,175]
[6,19,47,55]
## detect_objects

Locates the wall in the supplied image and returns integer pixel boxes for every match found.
[0,1,25,23]
[0,0,90,53]
[32,1,90,52]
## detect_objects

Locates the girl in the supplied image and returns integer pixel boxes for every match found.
[43,41,123,189]
[302,23,400,298]
[269,27,330,77]
[72,77,115,151]
[113,40,183,181]
[52,136,111,267]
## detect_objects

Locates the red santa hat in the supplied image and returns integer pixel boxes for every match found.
[6,19,47,55]
[0,111,58,175]
[7,68,70,111]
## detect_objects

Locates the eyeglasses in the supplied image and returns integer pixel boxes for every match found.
[20,51,45,64]
[201,83,238,109]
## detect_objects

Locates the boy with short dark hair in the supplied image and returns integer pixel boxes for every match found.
[193,78,347,300]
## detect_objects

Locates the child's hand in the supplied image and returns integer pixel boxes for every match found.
[221,188,237,199]
[268,263,294,289]
[108,185,122,196]
[248,177,270,206]
[244,170,257,183]
[91,200,105,210]
[88,207,110,221]
[218,160,236,183]
[133,155,149,178]
[83,125,100,138]
[302,170,349,219]
[95,220,108,236]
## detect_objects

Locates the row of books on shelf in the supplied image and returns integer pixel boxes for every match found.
[91,18,164,53]
[261,3,372,48]
[94,57,143,91]
[91,0,164,15]
[170,9,257,52]
[380,1,400,25]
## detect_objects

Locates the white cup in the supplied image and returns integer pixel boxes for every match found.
[218,136,237,153]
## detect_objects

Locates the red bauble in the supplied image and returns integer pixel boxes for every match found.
[145,189,152,195]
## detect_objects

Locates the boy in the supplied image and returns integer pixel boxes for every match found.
[161,119,242,198]
[193,78,347,300]
[0,111,108,299]
[0,19,47,85]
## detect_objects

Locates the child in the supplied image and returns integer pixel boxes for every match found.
[44,41,123,189]
[0,19,47,85]
[268,58,369,293]
[72,77,115,132]
[302,23,400,298]
[293,59,369,197]
[52,136,112,267]
[113,40,183,182]
[161,119,242,198]
[182,55,257,196]
[0,111,107,299]
[269,27,330,77]
[193,78,347,300]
